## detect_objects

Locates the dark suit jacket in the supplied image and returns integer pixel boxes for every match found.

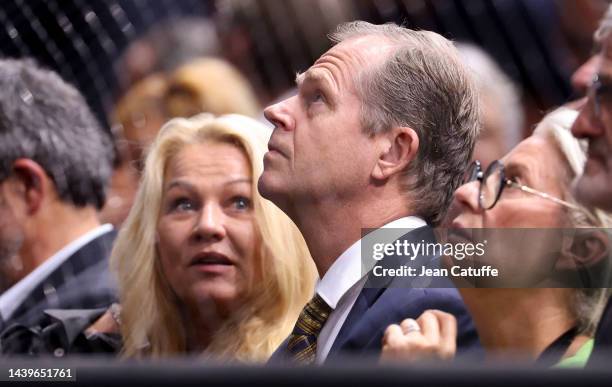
[0,230,118,332]
[269,226,480,363]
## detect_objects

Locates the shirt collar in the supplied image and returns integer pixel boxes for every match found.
[316,216,426,308]
[0,224,113,321]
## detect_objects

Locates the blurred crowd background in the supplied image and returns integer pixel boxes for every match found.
[0,0,608,130]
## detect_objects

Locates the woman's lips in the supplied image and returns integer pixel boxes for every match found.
[189,252,234,274]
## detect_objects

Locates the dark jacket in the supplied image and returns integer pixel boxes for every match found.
[269,226,481,363]
[0,308,121,356]
[0,229,118,332]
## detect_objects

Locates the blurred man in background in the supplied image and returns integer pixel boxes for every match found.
[570,5,612,364]
[0,59,116,332]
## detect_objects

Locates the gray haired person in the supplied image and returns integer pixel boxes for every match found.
[572,5,612,363]
[0,59,117,339]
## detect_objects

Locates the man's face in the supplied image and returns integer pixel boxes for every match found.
[572,35,612,211]
[0,180,24,263]
[258,36,391,214]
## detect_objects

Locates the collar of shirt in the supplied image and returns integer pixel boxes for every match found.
[316,216,426,309]
[0,224,114,321]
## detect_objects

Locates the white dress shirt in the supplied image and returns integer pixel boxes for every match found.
[315,216,426,363]
[0,224,113,322]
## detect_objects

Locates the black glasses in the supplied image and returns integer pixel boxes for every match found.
[462,160,581,211]
[587,74,612,119]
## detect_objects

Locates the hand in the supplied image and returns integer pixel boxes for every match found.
[381,309,457,362]
[85,303,122,335]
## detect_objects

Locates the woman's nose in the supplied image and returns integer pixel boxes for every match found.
[191,203,227,243]
[453,181,483,214]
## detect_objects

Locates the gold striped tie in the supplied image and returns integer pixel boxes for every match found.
[287,294,332,364]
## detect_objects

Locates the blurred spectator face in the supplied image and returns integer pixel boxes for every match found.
[100,74,168,226]
[259,37,384,211]
[156,141,258,316]
[572,38,612,211]
[114,74,169,170]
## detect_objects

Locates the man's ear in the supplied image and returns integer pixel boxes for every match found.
[10,158,47,215]
[372,126,419,181]
[556,229,610,270]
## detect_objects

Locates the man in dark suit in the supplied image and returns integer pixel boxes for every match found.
[259,21,481,364]
[570,5,612,365]
[0,59,117,332]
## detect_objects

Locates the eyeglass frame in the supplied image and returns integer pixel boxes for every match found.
[587,73,612,119]
[463,160,582,211]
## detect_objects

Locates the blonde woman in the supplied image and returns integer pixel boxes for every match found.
[112,113,315,360]
[1,114,316,361]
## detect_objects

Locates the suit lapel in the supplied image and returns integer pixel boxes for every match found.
[6,230,116,327]
[326,226,437,359]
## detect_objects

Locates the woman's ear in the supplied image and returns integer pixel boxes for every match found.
[372,126,419,181]
[557,229,610,270]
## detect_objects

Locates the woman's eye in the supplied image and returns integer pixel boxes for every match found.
[232,196,252,211]
[170,197,194,212]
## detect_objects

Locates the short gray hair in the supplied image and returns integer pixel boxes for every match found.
[330,21,480,226]
[0,59,114,209]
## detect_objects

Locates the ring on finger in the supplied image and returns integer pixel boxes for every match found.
[403,319,421,334]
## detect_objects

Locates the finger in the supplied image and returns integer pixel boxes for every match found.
[400,318,421,335]
[383,324,404,346]
[430,310,457,359]
[417,310,441,344]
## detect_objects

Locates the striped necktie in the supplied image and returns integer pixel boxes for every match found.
[287,293,332,364]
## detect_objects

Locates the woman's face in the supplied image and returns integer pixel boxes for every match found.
[446,135,571,286]
[157,141,258,317]
[450,135,569,229]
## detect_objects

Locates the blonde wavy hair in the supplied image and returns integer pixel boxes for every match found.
[111,113,316,360]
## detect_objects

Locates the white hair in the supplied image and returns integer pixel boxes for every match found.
[533,107,612,336]
[456,42,524,151]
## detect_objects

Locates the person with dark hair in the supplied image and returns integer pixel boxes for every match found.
[259,21,481,363]
[0,58,117,335]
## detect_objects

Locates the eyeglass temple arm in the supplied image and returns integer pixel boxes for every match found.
[506,180,582,211]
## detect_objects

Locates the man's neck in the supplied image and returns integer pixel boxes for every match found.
[460,288,577,359]
[19,204,102,277]
[292,193,411,277]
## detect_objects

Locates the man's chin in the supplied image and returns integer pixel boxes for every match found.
[257,173,289,208]
[574,173,612,212]
[257,172,276,200]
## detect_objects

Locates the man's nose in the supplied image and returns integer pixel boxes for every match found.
[263,99,295,132]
